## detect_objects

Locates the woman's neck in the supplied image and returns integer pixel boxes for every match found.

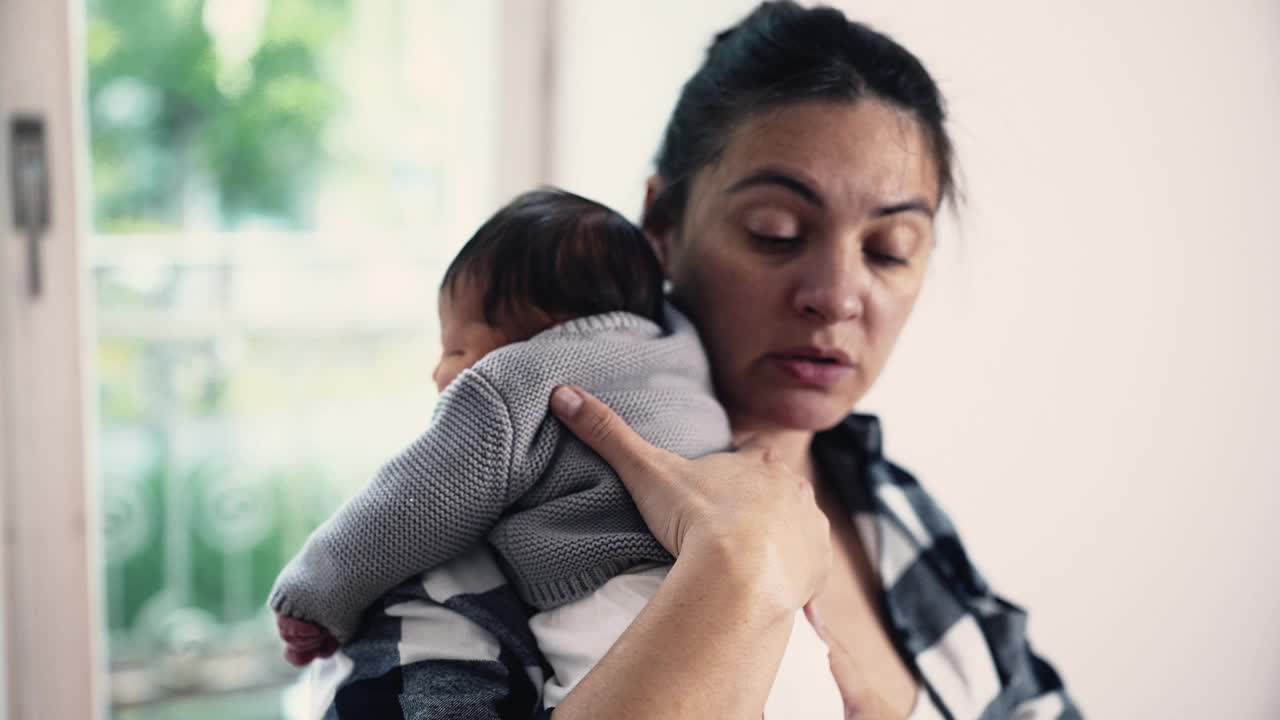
[731,427,818,483]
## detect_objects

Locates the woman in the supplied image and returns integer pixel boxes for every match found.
[304,3,1079,718]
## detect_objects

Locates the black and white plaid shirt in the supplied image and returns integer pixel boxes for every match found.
[298,414,1081,719]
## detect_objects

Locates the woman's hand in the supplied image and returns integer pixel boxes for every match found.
[546,386,836,718]
[549,385,832,618]
[806,604,908,720]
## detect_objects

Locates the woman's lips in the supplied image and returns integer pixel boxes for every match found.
[767,354,854,387]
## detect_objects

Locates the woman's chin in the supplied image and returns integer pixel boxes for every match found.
[737,389,854,433]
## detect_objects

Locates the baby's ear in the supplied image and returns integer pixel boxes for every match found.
[502,306,557,342]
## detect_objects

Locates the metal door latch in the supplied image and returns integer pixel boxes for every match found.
[10,115,50,298]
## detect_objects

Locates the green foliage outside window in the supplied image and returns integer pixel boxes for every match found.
[85,3,472,716]
[87,0,349,231]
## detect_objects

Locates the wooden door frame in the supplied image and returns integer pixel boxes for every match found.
[0,0,102,718]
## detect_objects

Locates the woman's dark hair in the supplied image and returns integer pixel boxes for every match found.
[442,188,664,331]
[645,0,955,233]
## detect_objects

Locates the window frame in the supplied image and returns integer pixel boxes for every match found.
[1,0,102,718]
[0,0,556,717]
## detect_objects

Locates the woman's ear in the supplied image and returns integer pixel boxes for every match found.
[642,174,674,272]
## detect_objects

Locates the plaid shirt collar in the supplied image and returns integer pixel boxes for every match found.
[814,413,1080,720]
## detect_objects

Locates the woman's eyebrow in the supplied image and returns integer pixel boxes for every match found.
[873,199,936,219]
[727,170,935,219]
[726,169,823,207]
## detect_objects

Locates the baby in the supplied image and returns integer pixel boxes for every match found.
[269,188,731,704]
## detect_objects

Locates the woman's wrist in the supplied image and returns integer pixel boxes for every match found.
[552,540,796,719]
[682,528,806,624]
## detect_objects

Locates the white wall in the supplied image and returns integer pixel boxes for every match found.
[551,2,1280,717]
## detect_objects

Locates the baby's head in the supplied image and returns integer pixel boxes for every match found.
[432,188,665,392]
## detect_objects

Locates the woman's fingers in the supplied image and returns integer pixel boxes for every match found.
[551,385,701,556]
[805,604,903,720]
[550,385,671,481]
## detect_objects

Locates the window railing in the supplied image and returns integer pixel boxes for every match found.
[92,232,448,717]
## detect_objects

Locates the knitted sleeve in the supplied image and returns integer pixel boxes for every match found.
[268,370,515,642]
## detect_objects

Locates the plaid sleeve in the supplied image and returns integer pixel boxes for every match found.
[311,543,554,720]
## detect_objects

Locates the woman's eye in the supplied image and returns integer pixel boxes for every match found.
[748,231,803,250]
[866,248,908,266]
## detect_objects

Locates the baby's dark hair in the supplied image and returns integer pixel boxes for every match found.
[441,188,665,333]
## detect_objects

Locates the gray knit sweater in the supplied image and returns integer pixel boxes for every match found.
[268,304,731,642]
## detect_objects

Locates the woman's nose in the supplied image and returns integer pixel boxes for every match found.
[791,250,866,323]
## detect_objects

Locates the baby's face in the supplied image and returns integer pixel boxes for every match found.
[432,278,509,393]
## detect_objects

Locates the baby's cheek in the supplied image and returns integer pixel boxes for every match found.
[434,361,459,393]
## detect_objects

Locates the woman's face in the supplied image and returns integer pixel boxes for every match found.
[652,100,940,433]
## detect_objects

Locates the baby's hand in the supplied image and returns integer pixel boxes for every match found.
[277,614,338,667]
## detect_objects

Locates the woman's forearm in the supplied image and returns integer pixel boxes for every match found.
[552,538,794,720]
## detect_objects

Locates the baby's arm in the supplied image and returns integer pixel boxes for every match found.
[268,370,515,644]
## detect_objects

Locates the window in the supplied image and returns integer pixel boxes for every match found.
[83,1,526,716]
